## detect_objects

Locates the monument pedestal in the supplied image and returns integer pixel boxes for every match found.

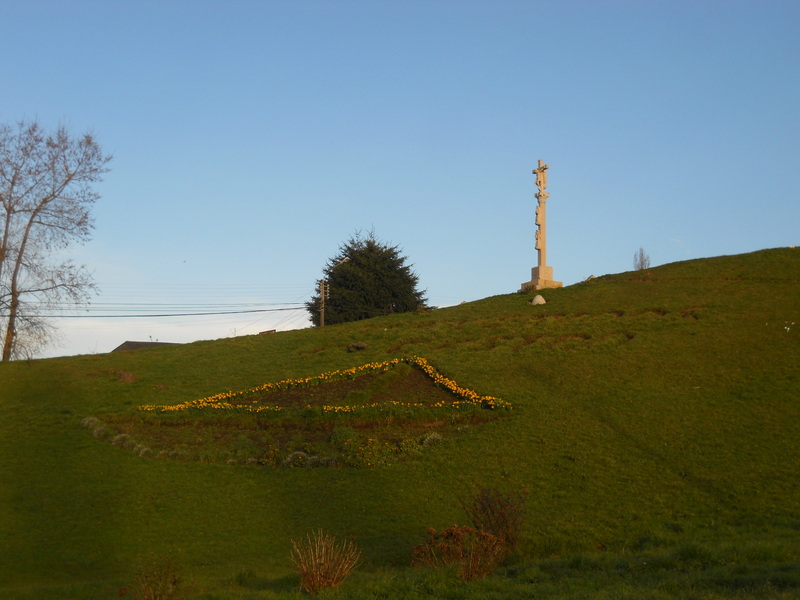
[520,266,562,292]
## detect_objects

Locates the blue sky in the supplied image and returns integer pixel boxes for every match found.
[2,0,798,357]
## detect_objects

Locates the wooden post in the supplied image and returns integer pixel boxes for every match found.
[319,279,326,327]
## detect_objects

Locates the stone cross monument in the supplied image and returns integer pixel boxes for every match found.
[520,159,562,292]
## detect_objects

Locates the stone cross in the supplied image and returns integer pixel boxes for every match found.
[520,159,562,292]
[533,160,550,266]
[533,159,548,193]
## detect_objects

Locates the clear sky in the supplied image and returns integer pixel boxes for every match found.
[2,0,798,358]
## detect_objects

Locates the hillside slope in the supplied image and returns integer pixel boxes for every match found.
[1,248,798,598]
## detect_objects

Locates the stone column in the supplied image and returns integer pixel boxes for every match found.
[520,159,562,292]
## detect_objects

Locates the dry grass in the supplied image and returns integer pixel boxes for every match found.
[131,554,182,600]
[411,525,507,581]
[290,529,361,594]
[462,488,527,553]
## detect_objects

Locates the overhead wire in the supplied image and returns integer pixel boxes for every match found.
[14,283,316,321]
[22,306,305,319]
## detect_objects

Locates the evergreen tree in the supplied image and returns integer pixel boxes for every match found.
[306,231,427,326]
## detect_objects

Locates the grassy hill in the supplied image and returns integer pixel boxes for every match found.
[1,248,798,599]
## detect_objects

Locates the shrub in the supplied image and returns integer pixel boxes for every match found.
[633,247,651,270]
[131,554,182,600]
[411,524,507,581]
[81,416,115,441]
[282,451,311,467]
[462,488,527,553]
[91,425,112,441]
[231,434,259,459]
[305,455,338,468]
[329,427,359,449]
[398,437,422,454]
[112,434,135,450]
[290,529,360,594]
[81,416,99,428]
[421,432,443,447]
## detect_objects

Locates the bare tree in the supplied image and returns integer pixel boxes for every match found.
[633,247,651,271]
[0,121,111,360]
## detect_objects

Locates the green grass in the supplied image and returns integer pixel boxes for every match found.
[1,247,798,598]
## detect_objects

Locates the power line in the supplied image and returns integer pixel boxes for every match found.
[2,306,307,319]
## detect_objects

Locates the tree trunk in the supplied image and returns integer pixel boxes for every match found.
[2,292,18,361]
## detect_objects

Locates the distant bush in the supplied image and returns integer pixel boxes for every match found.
[421,432,443,447]
[81,416,114,441]
[462,488,527,553]
[111,434,135,450]
[81,416,99,428]
[290,529,360,594]
[131,554,183,600]
[398,437,422,454]
[91,426,113,441]
[634,247,651,271]
[411,524,506,581]
[282,451,311,467]
[231,434,259,459]
[329,426,359,449]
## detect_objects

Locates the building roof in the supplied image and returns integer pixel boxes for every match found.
[111,341,180,352]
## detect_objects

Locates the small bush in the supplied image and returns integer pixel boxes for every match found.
[462,488,527,553]
[633,247,651,270]
[231,434,259,458]
[131,554,182,600]
[81,416,99,428]
[281,450,336,469]
[82,416,115,441]
[329,427,359,449]
[411,524,507,581]
[398,438,422,454]
[112,434,135,450]
[290,529,360,594]
[421,432,443,447]
[91,425,113,441]
[306,455,338,468]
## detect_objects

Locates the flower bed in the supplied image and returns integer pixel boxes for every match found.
[139,356,511,415]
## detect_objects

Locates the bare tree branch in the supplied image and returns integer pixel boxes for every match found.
[633,247,651,271]
[0,120,111,360]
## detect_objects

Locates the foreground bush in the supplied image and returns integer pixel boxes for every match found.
[131,554,182,600]
[411,524,507,581]
[290,529,361,594]
[462,488,527,553]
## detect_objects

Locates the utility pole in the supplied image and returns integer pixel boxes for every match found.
[318,279,328,327]
[319,257,348,328]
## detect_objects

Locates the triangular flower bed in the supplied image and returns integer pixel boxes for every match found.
[85,357,510,468]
